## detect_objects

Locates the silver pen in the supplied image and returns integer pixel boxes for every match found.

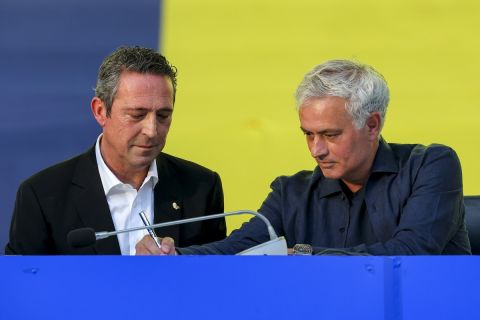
[139,211,162,249]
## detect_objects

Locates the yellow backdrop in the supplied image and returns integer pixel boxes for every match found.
[161,0,480,234]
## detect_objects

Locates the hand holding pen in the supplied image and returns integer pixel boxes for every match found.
[138,211,162,249]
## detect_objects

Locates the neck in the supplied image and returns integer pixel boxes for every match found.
[342,180,364,193]
[342,139,380,193]
[99,141,149,190]
[110,167,148,190]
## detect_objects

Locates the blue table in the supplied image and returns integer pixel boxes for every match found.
[0,256,478,319]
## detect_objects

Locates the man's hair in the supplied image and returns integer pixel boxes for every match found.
[295,59,390,129]
[95,46,177,116]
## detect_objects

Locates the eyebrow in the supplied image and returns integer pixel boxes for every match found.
[125,106,173,113]
[300,127,342,134]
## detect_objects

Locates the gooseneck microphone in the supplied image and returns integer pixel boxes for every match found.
[68,210,278,249]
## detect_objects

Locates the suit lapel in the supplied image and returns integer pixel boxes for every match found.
[153,154,182,243]
[71,148,121,254]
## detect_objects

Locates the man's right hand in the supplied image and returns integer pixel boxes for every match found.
[135,235,177,255]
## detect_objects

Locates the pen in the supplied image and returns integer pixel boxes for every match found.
[139,211,162,249]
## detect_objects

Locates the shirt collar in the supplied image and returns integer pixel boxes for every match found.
[311,167,343,198]
[370,137,398,174]
[311,137,397,199]
[95,134,158,195]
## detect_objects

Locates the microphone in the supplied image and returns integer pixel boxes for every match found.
[68,210,280,249]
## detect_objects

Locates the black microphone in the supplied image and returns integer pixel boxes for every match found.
[68,210,279,249]
[68,227,97,248]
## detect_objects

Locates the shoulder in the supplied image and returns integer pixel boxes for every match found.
[18,149,94,195]
[270,169,317,193]
[389,142,460,169]
[156,152,220,181]
[259,169,318,214]
[389,142,458,158]
[386,142,462,190]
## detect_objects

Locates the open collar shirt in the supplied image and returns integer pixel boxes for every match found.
[95,134,158,255]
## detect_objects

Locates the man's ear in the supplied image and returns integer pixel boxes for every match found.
[365,112,382,140]
[91,97,108,127]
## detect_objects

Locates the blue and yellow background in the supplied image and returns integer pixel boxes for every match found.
[1,0,479,247]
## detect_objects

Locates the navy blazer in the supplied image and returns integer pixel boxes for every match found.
[180,139,471,255]
[5,147,226,255]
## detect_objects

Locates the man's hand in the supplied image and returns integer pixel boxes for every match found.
[135,235,177,255]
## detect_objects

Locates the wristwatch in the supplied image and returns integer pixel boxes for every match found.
[292,243,313,255]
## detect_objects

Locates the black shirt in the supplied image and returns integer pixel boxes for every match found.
[321,180,377,250]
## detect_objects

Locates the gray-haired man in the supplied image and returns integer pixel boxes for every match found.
[137,59,471,256]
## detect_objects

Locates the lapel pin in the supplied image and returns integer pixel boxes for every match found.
[172,202,180,210]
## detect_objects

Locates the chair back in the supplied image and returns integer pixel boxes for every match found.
[465,196,480,255]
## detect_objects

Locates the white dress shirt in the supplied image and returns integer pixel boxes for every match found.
[95,135,158,255]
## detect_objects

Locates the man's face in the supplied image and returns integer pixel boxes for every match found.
[299,96,379,189]
[92,71,174,176]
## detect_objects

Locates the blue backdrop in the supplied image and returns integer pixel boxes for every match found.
[0,0,161,250]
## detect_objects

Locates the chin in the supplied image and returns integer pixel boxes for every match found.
[319,168,343,180]
[133,156,157,168]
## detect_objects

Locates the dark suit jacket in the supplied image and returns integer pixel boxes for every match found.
[179,139,471,255]
[5,147,226,254]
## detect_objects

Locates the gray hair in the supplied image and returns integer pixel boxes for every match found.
[295,59,390,129]
[95,46,177,116]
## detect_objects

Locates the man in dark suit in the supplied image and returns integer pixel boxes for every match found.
[5,47,226,255]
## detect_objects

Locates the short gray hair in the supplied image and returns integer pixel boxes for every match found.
[295,59,390,129]
[95,46,177,116]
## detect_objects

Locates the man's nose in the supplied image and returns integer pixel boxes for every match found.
[142,113,157,138]
[311,135,328,159]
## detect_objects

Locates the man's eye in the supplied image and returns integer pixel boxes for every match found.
[157,113,169,119]
[324,133,339,138]
[130,113,145,120]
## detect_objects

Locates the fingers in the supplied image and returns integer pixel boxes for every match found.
[135,235,177,255]
[159,237,177,255]
[135,235,163,255]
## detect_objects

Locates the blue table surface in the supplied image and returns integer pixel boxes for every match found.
[0,255,478,320]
